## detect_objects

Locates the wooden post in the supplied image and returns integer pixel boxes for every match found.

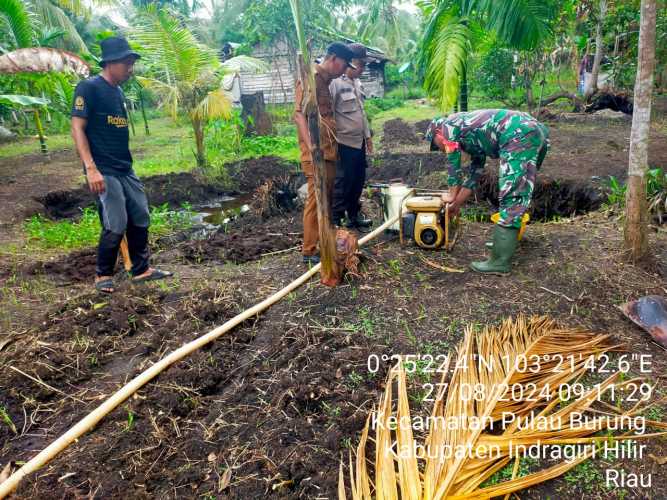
[240,92,272,135]
[295,53,338,285]
[33,109,49,162]
[119,236,132,273]
[624,0,657,261]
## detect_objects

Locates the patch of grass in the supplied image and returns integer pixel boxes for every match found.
[0,133,74,158]
[0,405,17,433]
[564,459,606,492]
[124,407,135,432]
[24,204,194,251]
[481,456,538,487]
[643,405,665,421]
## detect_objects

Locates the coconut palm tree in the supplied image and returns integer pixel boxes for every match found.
[131,6,266,170]
[0,0,94,54]
[419,0,556,112]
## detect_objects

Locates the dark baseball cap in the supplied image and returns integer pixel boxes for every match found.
[100,36,140,67]
[326,42,357,70]
[347,43,368,62]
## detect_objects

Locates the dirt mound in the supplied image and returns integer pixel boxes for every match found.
[35,173,228,220]
[367,152,445,187]
[477,174,603,220]
[586,92,633,114]
[414,119,432,136]
[35,158,298,221]
[382,118,419,145]
[367,152,602,219]
[180,213,302,264]
[23,247,97,282]
[226,156,298,192]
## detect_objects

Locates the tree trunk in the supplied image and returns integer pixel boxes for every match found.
[624,0,657,261]
[459,65,468,112]
[33,109,49,161]
[192,117,206,170]
[296,54,338,285]
[586,0,608,98]
[139,89,150,135]
[128,105,136,137]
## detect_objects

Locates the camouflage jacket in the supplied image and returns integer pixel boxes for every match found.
[428,109,549,189]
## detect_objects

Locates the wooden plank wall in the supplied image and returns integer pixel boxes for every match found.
[240,42,386,104]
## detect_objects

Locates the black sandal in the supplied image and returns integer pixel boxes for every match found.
[132,269,173,284]
[95,278,115,294]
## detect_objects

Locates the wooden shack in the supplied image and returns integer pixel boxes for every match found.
[224,39,390,105]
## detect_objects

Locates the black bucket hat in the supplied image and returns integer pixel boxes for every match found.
[326,42,357,70]
[100,36,140,67]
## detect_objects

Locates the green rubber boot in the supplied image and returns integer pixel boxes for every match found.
[471,225,520,275]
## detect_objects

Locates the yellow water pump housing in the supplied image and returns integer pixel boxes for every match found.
[403,196,446,249]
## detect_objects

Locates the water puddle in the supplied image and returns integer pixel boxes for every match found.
[191,195,252,226]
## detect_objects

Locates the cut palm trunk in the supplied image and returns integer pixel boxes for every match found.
[289,0,342,286]
[342,316,667,499]
[295,56,338,285]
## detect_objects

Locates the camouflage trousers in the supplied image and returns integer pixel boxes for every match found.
[497,124,549,229]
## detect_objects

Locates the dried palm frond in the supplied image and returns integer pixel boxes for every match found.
[342,316,666,499]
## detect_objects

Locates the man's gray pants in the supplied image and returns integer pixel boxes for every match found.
[96,173,151,277]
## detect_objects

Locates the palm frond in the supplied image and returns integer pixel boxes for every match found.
[29,0,88,53]
[478,0,553,50]
[191,88,232,121]
[135,75,179,120]
[0,0,35,49]
[343,316,666,499]
[50,0,89,18]
[132,6,219,86]
[220,55,269,75]
[421,9,472,112]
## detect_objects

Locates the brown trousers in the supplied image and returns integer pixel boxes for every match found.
[302,160,336,256]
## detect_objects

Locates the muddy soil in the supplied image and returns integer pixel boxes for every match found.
[35,157,297,220]
[0,149,82,232]
[2,115,667,499]
[177,213,303,265]
[382,118,419,146]
[379,117,667,183]
[367,153,603,220]
[2,212,666,499]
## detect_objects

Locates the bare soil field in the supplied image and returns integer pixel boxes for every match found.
[1,115,666,499]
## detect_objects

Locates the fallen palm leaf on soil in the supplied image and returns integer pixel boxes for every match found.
[341,316,667,499]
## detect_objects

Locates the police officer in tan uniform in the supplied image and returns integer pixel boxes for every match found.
[329,43,373,229]
[294,42,356,265]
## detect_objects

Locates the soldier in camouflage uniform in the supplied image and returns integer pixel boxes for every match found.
[425,109,550,275]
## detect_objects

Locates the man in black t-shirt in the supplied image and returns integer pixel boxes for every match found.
[71,36,172,293]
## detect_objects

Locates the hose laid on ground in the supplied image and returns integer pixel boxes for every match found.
[0,215,399,498]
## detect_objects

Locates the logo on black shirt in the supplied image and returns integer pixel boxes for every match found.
[74,96,84,110]
[107,115,128,128]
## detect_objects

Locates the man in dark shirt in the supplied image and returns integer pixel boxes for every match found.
[71,36,172,293]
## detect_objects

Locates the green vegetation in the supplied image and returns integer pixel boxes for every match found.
[0,405,16,434]
[564,460,606,492]
[604,168,667,222]
[481,456,538,487]
[24,204,194,250]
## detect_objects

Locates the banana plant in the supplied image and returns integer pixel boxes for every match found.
[131,6,267,170]
[0,93,50,156]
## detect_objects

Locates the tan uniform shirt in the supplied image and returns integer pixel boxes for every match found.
[329,75,371,150]
[294,64,338,164]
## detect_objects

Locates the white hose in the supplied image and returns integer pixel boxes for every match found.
[0,215,399,498]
